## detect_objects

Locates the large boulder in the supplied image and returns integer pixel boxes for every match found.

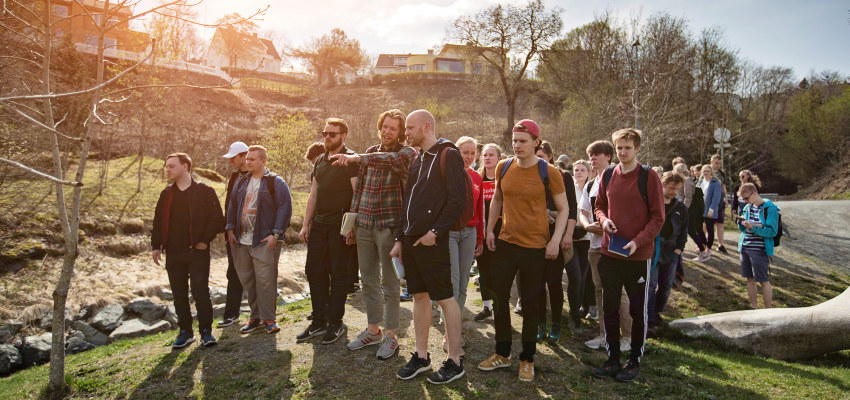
[0,321,23,343]
[108,319,171,342]
[21,334,52,367]
[90,304,126,333]
[0,344,22,375]
[163,305,178,329]
[209,287,227,304]
[71,321,108,346]
[671,286,850,360]
[65,337,95,355]
[75,304,96,321]
[40,307,73,331]
[159,288,174,301]
[125,298,166,322]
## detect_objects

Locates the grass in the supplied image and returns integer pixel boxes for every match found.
[240,78,310,96]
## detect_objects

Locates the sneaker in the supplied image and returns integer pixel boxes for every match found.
[296,322,327,342]
[470,264,479,276]
[588,305,598,320]
[473,307,492,322]
[172,330,194,349]
[400,288,413,302]
[426,358,465,384]
[264,320,280,334]
[321,324,346,344]
[441,337,465,357]
[592,356,622,378]
[376,335,399,359]
[478,353,512,371]
[620,338,631,352]
[569,319,583,336]
[717,245,729,255]
[584,335,605,350]
[306,311,313,320]
[518,360,534,382]
[347,329,382,350]
[549,322,561,341]
[514,305,523,315]
[536,323,548,342]
[615,360,640,382]
[397,352,431,380]
[239,319,262,334]
[216,316,238,328]
[200,329,217,347]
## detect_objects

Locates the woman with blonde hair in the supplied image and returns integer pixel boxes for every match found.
[473,143,504,322]
[698,165,723,261]
[572,160,595,321]
[732,170,762,218]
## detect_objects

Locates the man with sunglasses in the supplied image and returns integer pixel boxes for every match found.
[296,118,360,345]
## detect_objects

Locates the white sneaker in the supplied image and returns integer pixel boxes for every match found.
[584,335,605,350]
[620,338,632,352]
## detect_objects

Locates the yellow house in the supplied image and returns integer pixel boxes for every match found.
[374,44,498,75]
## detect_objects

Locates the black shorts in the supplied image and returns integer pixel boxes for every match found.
[402,234,453,301]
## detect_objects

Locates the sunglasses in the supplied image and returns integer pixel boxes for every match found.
[513,123,528,132]
[321,131,340,138]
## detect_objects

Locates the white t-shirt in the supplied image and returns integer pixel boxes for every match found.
[579,177,603,249]
[574,183,592,241]
[239,177,262,245]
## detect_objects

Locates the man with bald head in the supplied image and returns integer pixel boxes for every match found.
[390,109,468,384]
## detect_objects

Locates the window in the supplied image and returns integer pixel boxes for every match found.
[92,14,103,26]
[394,57,407,65]
[472,63,482,75]
[409,64,425,72]
[53,5,68,17]
[86,35,98,47]
[103,37,117,49]
[437,60,464,73]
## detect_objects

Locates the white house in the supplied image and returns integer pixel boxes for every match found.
[205,27,281,74]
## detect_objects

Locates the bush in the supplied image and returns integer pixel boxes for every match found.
[194,168,225,183]
[119,218,146,234]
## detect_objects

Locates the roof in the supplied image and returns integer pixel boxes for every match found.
[375,53,432,68]
[213,28,277,59]
[258,38,281,60]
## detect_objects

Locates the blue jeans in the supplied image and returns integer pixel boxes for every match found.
[647,256,677,324]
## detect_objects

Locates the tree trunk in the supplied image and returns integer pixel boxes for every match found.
[503,100,516,147]
[138,113,146,193]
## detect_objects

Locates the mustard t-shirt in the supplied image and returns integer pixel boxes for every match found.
[495,159,566,249]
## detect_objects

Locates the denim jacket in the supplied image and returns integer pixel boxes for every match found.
[225,169,292,247]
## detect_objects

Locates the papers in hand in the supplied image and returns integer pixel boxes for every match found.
[607,234,632,257]
[392,257,405,279]
[340,212,358,236]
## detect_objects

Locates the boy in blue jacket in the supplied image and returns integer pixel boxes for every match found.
[736,183,779,309]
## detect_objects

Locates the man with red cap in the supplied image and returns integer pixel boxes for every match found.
[477,119,569,382]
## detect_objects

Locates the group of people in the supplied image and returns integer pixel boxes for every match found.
[149,109,781,385]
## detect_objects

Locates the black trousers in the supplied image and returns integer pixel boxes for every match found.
[598,254,650,362]
[540,245,565,325]
[305,222,352,325]
[575,240,595,311]
[165,249,213,332]
[224,242,244,319]
[475,221,501,302]
[491,240,545,362]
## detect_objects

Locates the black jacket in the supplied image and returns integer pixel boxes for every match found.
[659,197,688,265]
[151,178,225,251]
[396,138,467,240]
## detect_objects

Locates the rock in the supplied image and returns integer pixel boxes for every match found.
[40,307,73,331]
[21,334,52,367]
[164,305,178,329]
[671,286,850,361]
[212,304,226,318]
[71,321,108,346]
[0,321,23,343]
[65,337,95,355]
[75,304,96,321]
[67,330,85,342]
[159,289,174,301]
[209,287,227,304]
[90,304,126,333]
[0,344,22,375]
[108,319,171,342]
[125,298,166,322]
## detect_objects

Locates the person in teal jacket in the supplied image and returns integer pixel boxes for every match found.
[736,183,779,309]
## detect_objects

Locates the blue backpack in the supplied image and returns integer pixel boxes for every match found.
[498,157,552,205]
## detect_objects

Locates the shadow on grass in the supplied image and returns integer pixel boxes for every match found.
[126,344,206,399]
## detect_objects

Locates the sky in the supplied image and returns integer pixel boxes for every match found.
[136,0,850,80]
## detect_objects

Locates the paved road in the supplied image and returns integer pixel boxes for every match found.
[773,200,850,273]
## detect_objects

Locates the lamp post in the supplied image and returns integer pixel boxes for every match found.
[632,39,640,130]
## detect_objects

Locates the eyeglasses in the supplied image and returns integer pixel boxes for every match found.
[321,131,340,138]
[742,195,752,201]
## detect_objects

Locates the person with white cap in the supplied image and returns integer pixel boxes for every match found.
[217,141,250,327]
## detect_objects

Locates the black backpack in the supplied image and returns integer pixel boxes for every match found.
[237,171,279,203]
[601,164,652,209]
[770,206,783,247]
[690,185,705,221]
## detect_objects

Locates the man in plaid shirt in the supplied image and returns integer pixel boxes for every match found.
[331,109,417,359]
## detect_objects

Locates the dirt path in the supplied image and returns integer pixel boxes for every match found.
[774,200,850,274]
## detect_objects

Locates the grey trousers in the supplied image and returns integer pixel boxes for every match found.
[233,243,281,321]
[449,226,477,320]
[356,226,400,331]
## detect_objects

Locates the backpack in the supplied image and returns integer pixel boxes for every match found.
[601,164,651,209]
[236,172,279,203]
[498,157,552,205]
[439,147,475,231]
[690,185,705,220]
[769,206,783,247]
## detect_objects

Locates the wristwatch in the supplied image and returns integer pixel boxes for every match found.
[273,233,282,240]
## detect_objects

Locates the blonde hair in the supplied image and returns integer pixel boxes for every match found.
[376,109,407,143]
[701,164,714,178]
[248,145,267,160]
[672,156,686,166]
[455,136,478,150]
[738,182,758,197]
[673,163,689,177]
[478,143,503,175]
[739,169,762,188]
[572,160,592,186]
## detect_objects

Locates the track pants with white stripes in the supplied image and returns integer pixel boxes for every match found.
[598,254,650,362]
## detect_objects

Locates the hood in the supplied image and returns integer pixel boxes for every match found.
[422,138,456,157]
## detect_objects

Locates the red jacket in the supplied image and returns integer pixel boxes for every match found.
[465,167,485,246]
[593,163,665,261]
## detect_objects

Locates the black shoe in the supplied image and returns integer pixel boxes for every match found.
[321,324,346,345]
[306,311,313,320]
[426,358,465,384]
[591,356,622,378]
[397,352,431,380]
[473,307,492,322]
[718,245,729,255]
[296,322,327,343]
[615,360,640,383]
[200,329,217,347]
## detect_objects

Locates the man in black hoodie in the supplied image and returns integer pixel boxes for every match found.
[218,142,250,328]
[151,153,225,349]
[391,109,467,384]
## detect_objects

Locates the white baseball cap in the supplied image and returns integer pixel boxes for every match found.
[222,142,249,158]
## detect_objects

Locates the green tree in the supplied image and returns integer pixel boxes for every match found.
[291,28,366,87]
[263,113,316,187]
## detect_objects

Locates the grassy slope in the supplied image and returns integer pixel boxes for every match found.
[2,238,850,399]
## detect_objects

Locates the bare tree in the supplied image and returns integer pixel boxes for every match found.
[447,0,563,144]
[290,28,367,87]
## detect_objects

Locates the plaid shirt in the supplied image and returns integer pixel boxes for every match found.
[349,143,417,231]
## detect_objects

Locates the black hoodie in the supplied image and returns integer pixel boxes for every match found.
[395,138,468,240]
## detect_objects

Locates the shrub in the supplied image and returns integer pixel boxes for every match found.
[194,168,224,183]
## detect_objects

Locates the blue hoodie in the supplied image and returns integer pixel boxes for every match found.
[737,199,780,256]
